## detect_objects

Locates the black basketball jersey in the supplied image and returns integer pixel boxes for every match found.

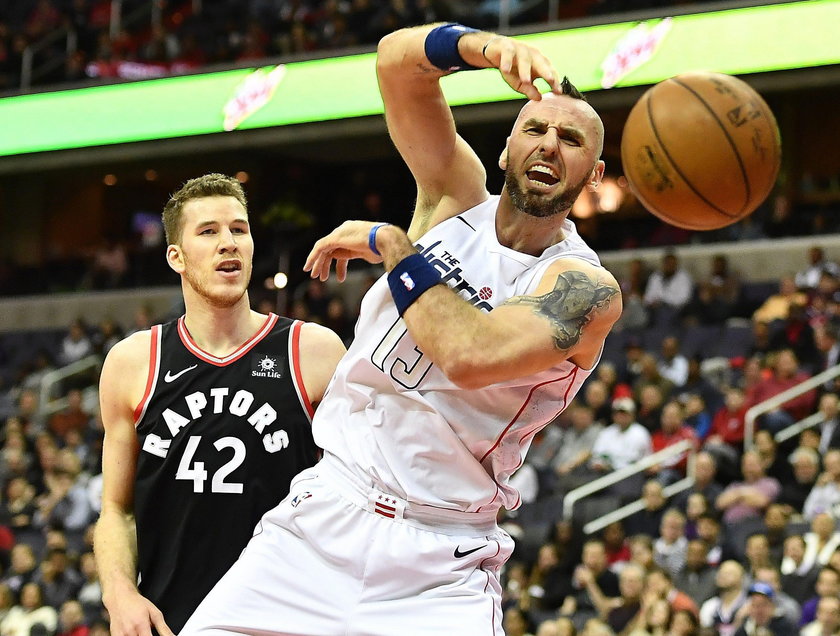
[132,313,318,632]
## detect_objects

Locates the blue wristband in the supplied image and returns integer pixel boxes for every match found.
[424,23,480,72]
[387,253,442,316]
[368,223,389,256]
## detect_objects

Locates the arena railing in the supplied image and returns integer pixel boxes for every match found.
[20,27,77,90]
[38,354,102,417]
[562,439,696,534]
[744,363,840,451]
[774,411,825,445]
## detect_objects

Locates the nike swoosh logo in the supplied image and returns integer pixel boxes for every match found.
[453,544,486,559]
[164,364,198,383]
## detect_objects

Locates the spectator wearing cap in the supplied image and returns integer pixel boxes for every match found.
[715,450,781,525]
[800,596,840,636]
[733,581,796,636]
[590,398,652,500]
[590,398,652,474]
[752,565,801,627]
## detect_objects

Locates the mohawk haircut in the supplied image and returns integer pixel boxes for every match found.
[560,76,587,102]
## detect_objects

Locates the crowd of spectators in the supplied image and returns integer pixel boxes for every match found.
[494,245,840,635]
[1,244,840,635]
[1,0,756,93]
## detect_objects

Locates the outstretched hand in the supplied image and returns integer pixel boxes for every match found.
[304,220,385,282]
[480,36,563,101]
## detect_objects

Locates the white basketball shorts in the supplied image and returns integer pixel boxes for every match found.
[179,460,514,636]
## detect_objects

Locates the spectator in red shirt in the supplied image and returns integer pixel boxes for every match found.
[650,401,698,485]
[705,386,750,483]
[47,389,91,442]
[746,349,817,434]
[601,521,631,570]
[708,386,749,448]
[57,600,89,636]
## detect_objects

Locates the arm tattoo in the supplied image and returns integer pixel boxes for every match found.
[504,271,618,351]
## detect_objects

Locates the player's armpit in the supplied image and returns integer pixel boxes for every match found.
[503,266,621,360]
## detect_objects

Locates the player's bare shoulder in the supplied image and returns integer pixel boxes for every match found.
[297,322,346,405]
[100,329,155,420]
[504,258,621,357]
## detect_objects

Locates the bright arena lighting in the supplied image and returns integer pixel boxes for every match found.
[273,273,288,289]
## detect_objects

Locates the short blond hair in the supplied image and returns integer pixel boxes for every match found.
[162,173,247,245]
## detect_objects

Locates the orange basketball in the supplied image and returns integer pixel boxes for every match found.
[620,71,782,231]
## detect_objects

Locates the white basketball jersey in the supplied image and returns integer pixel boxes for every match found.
[312,196,605,514]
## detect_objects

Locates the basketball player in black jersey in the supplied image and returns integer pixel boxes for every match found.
[93,174,346,636]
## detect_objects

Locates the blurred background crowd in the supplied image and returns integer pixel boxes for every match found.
[1,0,840,635]
[0,0,757,91]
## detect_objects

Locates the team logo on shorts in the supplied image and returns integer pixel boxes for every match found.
[251,354,283,379]
[290,491,313,507]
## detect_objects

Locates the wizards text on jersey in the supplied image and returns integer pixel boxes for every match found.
[416,240,493,312]
[142,387,289,458]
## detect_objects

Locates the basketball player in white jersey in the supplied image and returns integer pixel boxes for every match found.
[181,24,621,636]
[93,174,345,636]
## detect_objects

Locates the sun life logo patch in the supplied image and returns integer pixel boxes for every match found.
[251,354,283,379]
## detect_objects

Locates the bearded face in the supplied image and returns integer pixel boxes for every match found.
[504,159,590,218]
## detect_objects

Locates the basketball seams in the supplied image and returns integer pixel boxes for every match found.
[646,81,741,220]
[669,76,752,214]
